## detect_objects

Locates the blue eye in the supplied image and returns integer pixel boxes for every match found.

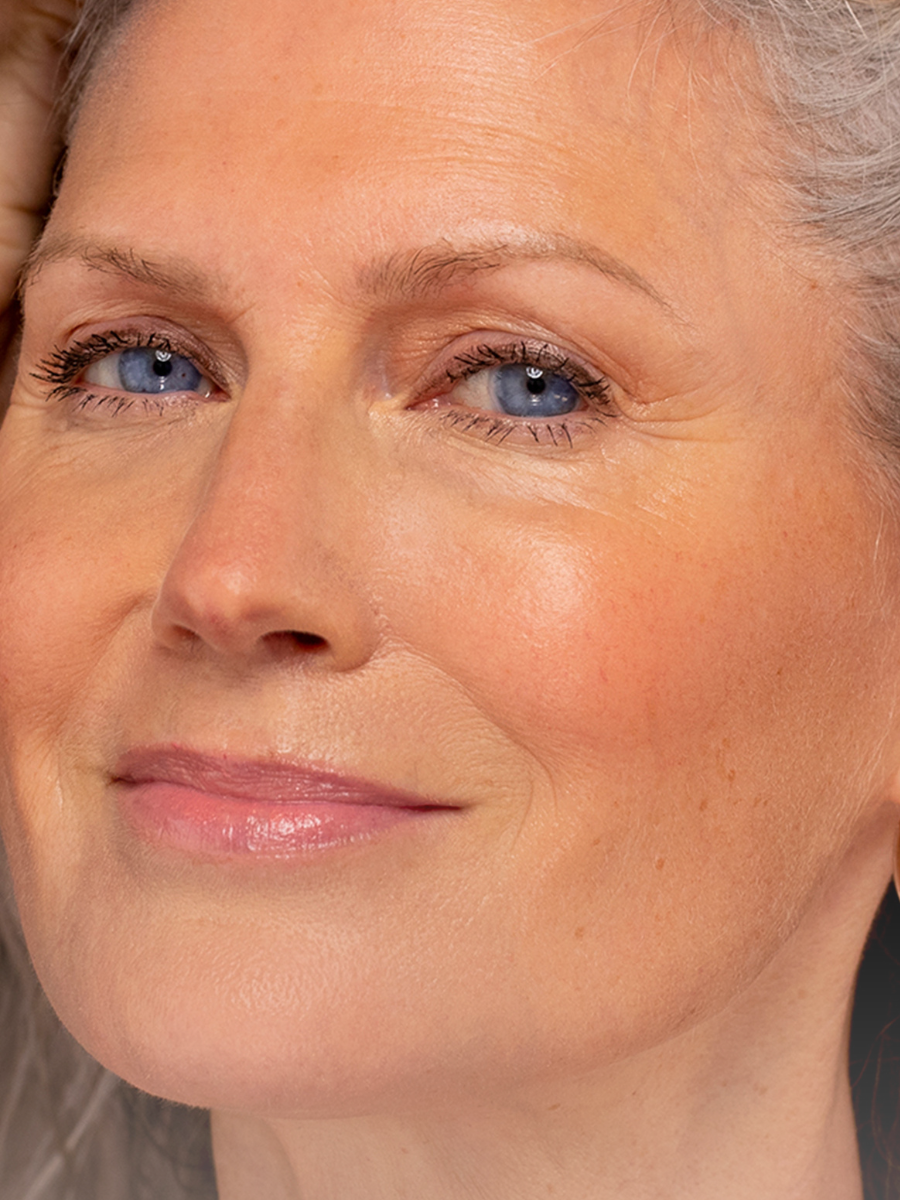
[491,364,579,417]
[118,347,203,393]
[443,349,598,424]
[84,345,212,396]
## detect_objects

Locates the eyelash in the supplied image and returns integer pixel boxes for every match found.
[32,330,615,446]
[32,330,212,416]
[430,340,614,447]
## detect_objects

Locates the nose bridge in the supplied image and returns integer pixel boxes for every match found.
[151,382,379,667]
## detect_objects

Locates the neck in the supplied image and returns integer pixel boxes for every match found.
[211,821,893,1200]
[213,1047,860,1200]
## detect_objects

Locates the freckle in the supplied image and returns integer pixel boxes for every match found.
[727,768,735,782]
[655,857,665,870]
[592,836,601,846]
[699,798,708,812]
[548,1103,561,1111]
[574,926,586,939]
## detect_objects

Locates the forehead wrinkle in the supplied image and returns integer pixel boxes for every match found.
[359,234,677,316]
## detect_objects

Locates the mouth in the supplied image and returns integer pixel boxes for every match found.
[112,745,458,859]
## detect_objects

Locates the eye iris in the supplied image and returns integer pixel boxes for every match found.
[118,347,202,394]
[493,364,579,417]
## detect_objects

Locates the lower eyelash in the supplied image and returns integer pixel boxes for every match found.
[48,385,177,418]
[436,408,605,447]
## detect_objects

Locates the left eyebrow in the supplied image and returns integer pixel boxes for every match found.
[19,234,210,300]
[359,232,677,315]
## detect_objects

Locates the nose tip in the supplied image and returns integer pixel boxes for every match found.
[151,552,379,671]
[147,380,384,673]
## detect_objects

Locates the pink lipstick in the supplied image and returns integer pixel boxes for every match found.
[113,746,455,858]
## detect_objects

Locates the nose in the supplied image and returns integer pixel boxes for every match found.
[151,393,381,672]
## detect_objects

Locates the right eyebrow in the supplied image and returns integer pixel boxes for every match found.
[19,234,210,300]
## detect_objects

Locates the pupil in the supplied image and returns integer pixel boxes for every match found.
[492,363,579,417]
[153,357,173,377]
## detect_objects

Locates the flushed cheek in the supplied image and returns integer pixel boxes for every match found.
[377,480,885,808]
[365,483,897,1033]
[389,526,724,753]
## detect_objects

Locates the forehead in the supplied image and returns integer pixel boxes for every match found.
[55,0,772,320]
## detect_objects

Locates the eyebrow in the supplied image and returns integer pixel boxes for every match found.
[360,234,672,310]
[20,230,674,314]
[19,235,209,300]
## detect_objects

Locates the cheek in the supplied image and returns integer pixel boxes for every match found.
[378,498,778,776]
[0,446,169,905]
[374,466,897,919]
[0,483,141,718]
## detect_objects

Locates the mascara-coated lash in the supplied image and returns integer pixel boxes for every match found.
[441,339,611,406]
[33,330,178,397]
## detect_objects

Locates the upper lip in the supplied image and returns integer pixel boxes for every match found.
[112,745,453,809]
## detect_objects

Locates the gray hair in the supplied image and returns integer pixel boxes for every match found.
[704,0,900,468]
[6,0,900,1196]
[0,845,215,1199]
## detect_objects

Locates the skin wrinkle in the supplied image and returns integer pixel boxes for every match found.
[2,0,900,1197]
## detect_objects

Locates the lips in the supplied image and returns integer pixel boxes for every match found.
[112,745,455,858]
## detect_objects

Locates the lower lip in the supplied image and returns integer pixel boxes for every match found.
[119,781,442,858]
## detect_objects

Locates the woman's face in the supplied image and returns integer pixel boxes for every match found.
[1,0,899,1114]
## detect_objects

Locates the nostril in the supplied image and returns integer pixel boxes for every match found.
[289,630,328,649]
[261,629,329,655]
